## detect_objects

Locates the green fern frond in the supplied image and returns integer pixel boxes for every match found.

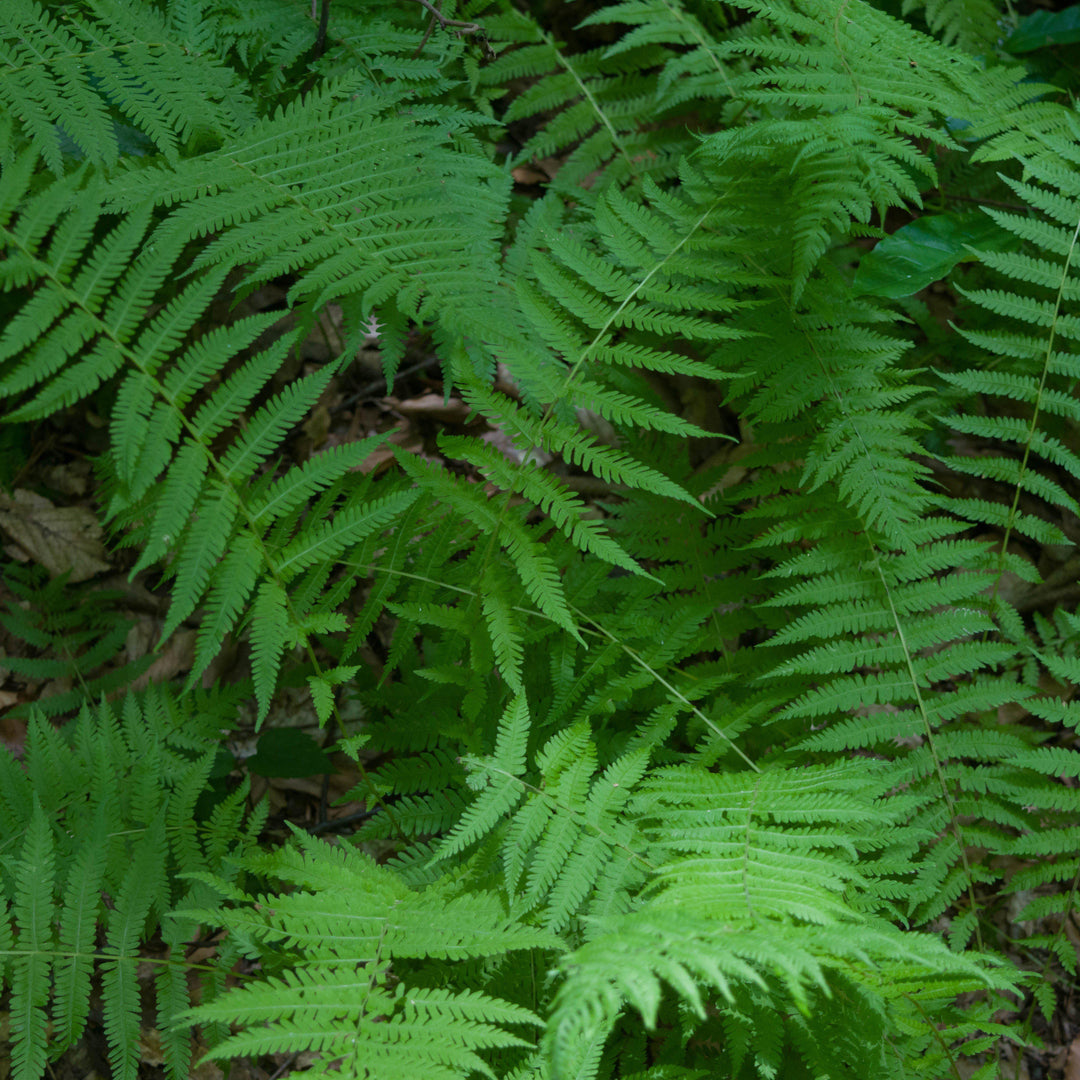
[102,74,508,328]
[0,689,261,1080]
[901,0,1003,50]
[10,801,54,1080]
[0,563,154,719]
[187,833,557,1078]
[434,694,531,863]
[0,0,253,173]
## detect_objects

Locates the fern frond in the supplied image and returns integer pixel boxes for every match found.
[187,834,556,1078]
[53,813,107,1049]
[0,0,253,173]
[10,801,55,1080]
[102,73,508,324]
[903,0,1009,50]
[0,689,262,1080]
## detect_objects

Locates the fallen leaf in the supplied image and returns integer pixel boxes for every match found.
[1066,1036,1080,1080]
[129,626,197,692]
[0,489,110,582]
[512,165,548,184]
[390,392,471,422]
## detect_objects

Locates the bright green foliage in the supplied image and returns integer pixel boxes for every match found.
[2,0,1080,1077]
[185,834,558,1078]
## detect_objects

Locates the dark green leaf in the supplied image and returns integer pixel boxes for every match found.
[1005,7,1080,53]
[854,213,1009,299]
[247,728,328,778]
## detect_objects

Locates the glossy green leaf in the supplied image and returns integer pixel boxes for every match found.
[1005,7,1080,53]
[854,213,1009,299]
[247,728,329,778]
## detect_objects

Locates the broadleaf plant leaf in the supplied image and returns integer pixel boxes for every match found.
[854,213,1013,299]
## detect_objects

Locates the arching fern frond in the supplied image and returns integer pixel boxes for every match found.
[0,143,422,719]
[101,72,509,349]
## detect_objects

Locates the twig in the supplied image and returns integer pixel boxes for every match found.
[268,1054,300,1080]
[307,806,381,834]
[333,354,442,411]
[312,0,330,62]
[411,0,482,34]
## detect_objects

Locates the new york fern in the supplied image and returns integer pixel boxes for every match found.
[2,0,1080,1077]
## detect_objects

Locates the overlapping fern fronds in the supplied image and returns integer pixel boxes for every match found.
[0,688,264,1080]
[3,0,1080,1078]
[0,136,423,721]
[0,0,254,172]
[183,831,558,1080]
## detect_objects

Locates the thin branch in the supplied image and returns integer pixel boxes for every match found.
[312,0,330,61]
[410,0,482,36]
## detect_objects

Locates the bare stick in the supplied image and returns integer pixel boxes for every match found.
[410,0,482,37]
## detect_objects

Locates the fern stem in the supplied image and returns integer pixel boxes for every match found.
[899,987,964,1080]
[0,947,236,980]
[573,603,760,772]
[541,201,721,427]
[541,29,637,177]
[658,0,734,97]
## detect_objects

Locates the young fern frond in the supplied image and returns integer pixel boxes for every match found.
[545,760,1017,1080]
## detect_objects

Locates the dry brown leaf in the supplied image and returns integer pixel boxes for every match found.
[41,461,91,497]
[1066,1036,1080,1080]
[0,489,110,582]
[511,165,548,184]
[390,392,471,422]
[137,1028,166,1066]
[301,403,332,447]
[0,691,21,725]
[129,626,197,692]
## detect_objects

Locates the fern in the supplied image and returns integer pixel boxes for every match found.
[0,561,153,717]
[184,833,558,1079]
[0,0,254,173]
[0,688,264,1080]
[4,0,1080,1077]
